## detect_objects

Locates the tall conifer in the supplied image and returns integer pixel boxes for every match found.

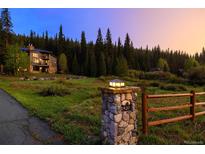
[124,33,134,68]
[1,8,13,46]
[0,17,3,64]
[98,52,106,76]
[72,52,79,75]
[95,28,104,76]
[105,28,113,75]
[88,42,97,77]
[58,24,64,55]
[80,31,88,75]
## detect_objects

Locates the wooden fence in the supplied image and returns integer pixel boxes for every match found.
[142,91,205,135]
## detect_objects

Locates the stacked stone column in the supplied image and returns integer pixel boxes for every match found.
[101,87,139,145]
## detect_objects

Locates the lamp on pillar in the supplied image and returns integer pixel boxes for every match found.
[109,79,125,88]
[100,79,139,145]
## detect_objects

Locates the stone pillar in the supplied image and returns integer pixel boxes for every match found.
[101,87,139,145]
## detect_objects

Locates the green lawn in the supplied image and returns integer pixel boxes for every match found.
[0,75,205,144]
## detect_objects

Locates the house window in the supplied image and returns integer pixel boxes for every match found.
[33,58,39,64]
[33,53,38,58]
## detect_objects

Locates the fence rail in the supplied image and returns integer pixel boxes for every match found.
[142,91,205,135]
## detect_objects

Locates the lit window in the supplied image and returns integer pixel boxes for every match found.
[33,58,39,64]
[33,53,38,58]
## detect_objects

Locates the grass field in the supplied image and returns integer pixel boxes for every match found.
[0,74,205,144]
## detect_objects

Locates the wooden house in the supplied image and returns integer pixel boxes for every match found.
[21,44,57,73]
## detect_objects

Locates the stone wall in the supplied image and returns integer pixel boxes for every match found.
[101,87,139,145]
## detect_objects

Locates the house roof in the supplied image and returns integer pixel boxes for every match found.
[20,48,52,54]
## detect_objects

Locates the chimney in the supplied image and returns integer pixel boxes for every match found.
[28,44,35,50]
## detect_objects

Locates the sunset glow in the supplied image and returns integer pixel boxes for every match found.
[9,8,205,54]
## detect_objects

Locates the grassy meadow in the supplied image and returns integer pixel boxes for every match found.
[0,74,205,144]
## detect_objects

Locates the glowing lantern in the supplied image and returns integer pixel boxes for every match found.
[109,79,125,88]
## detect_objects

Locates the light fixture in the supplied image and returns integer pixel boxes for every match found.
[109,79,125,88]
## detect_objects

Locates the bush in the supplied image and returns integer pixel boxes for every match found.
[139,71,172,80]
[179,85,188,91]
[135,81,150,89]
[128,70,143,79]
[39,84,71,96]
[187,66,205,85]
[139,71,185,83]
[58,53,68,74]
[157,58,170,72]
[159,84,187,91]
[168,75,186,84]
[149,82,160,87]
[184,58,199,71]
[55,79,74,88]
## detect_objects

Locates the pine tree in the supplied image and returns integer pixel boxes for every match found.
[88,42,97,77]
[0,8,13,65]
[72,52,79,75]
[144,45,151,71]
[45,30,49,49]
[117,37,123,56]
[114,55,128,76]
[95,28,103,56]
[0,17,3,65]
[124,33,134,69]
[98,52,106,76]
[58,24,64,55]
[1,8,13,46]
[29,30,34,44]
[54,34,58,55]
[59,25,64,41]
[80,31,88,75]
[105,28,113,75]
[95,28,104,76]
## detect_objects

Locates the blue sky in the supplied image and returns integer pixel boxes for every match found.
[4,8,205,53]
[10,9,131,44]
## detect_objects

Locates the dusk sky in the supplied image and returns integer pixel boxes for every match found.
[7,8,205,54]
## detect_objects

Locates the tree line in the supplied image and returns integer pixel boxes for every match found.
[1,8,205,77]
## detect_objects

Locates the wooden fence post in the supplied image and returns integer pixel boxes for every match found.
[142,91,148,135]
[190,90,195,122]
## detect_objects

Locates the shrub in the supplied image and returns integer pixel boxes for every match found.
[184,58,199,71]
[55,79,74,88]
[139,71,185,83]
[128,70,143,79]
[187,66,205,85]
[160,84,176,91]
[135,81,150,89]
[39,84,71,96]
[139,71,172,80]
[157,58,170,72]
[159,84,187,91]
[149,82,160,87]
[177,85,188,91]
[5,44,29,75]
[168,75,186,84]
[58,53,68,74]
